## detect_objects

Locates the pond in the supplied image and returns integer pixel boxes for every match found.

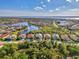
[9,22,39,34]
[0,22,39,34]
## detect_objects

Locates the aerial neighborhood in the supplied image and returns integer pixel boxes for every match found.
[0,17,79,59]
[0,18,79,42]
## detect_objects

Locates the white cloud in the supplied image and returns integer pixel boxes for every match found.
[76,0,79,2]
[47,0,51,2]
[66,0,79,3]
[62,6,66,8]
[49,10,54,12]
[42,5,46,8]
[54,8,79,16]
[66,0,72,3]
[0,10,47,16]
[0,9,79,16]
[55,8,60,11]
[34,6,44,11]
[40,1,44,4]
[54,6,66,11]
[40,1,46,8]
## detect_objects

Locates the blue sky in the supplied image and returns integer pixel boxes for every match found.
[0,0,79,16]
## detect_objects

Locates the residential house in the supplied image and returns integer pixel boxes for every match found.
[35,33,43,41]
[44,33,51,40]
[52,33,60,40]
[60,34,71,41]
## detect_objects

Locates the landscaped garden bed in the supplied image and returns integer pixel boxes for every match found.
[0,40,79,59]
